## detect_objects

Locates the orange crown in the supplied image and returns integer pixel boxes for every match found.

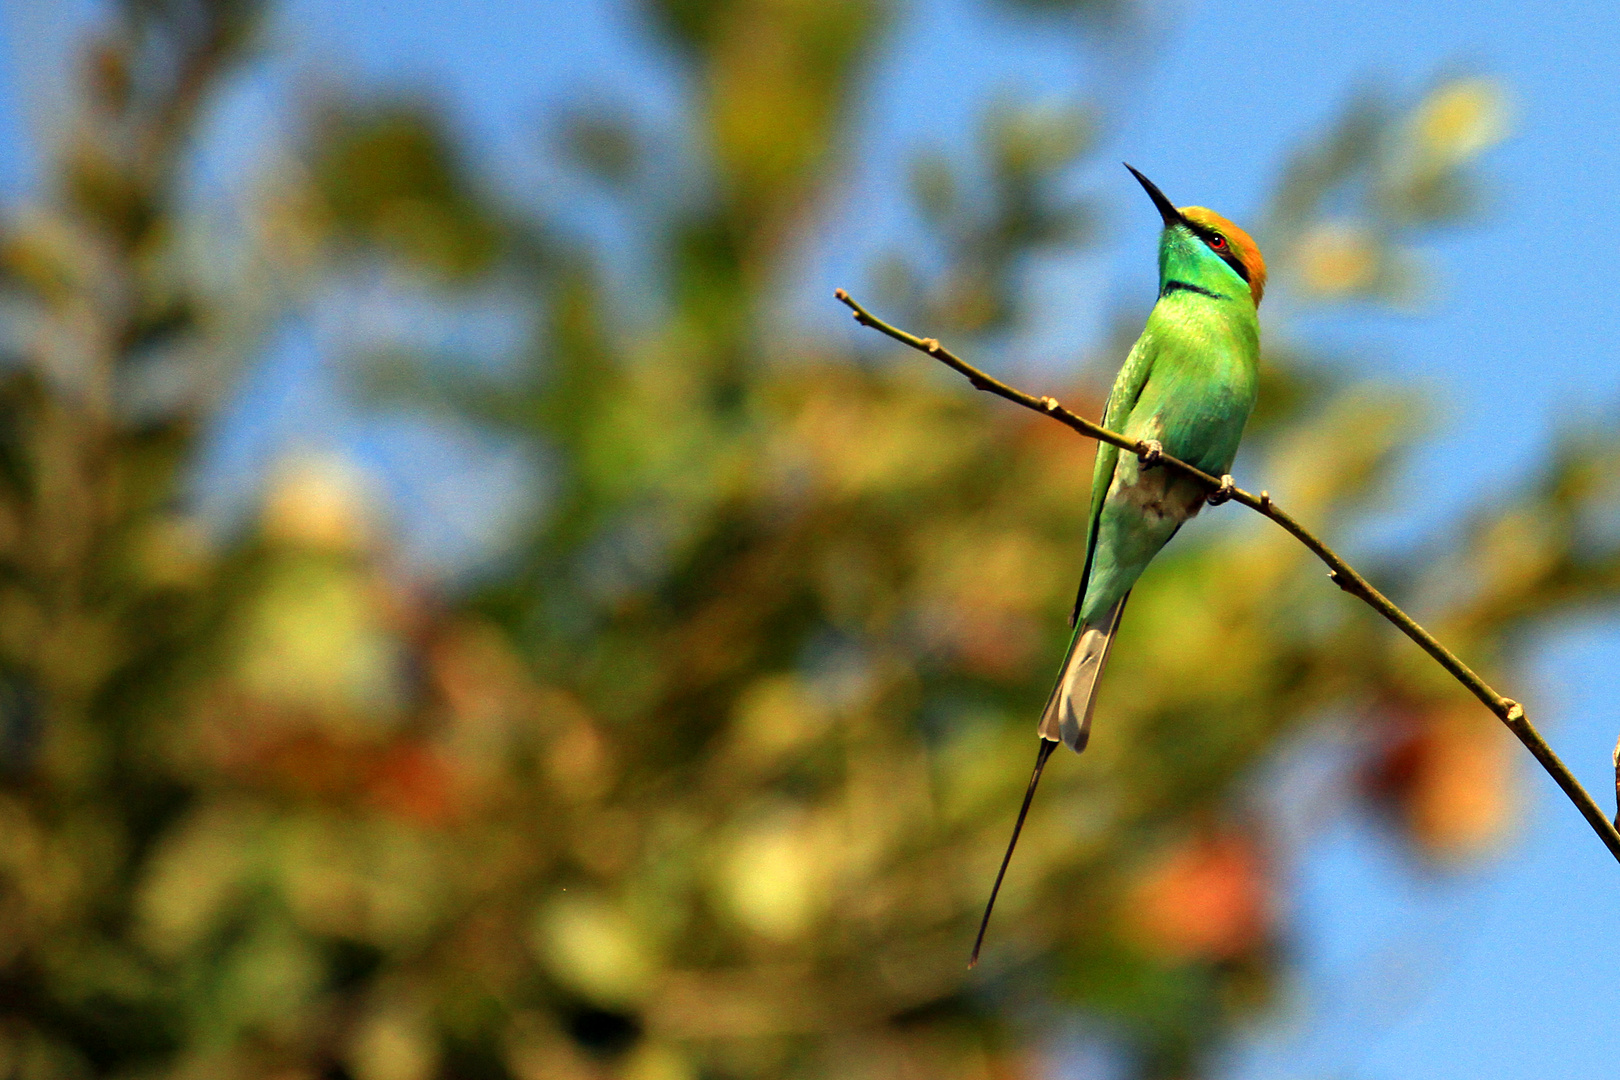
[1181,207,1267,305]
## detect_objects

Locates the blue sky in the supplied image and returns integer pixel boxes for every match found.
[4,0,1620,1076]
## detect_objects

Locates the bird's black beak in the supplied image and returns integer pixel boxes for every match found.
[1124,163,1184,229]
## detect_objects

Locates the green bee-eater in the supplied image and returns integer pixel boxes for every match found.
[971,165,1268,965]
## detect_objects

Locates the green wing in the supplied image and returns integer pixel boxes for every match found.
[1069,327,1157,625]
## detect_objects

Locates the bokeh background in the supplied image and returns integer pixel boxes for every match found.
[1,1,1619,1078]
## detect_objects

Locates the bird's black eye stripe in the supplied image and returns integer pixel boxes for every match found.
[1183,222,1250,283]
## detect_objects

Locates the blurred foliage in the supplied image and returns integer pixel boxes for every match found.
[307,104,505,280]
[0,4,1616,1080]
[1265,75,1509,304]
[880,100,1099,335]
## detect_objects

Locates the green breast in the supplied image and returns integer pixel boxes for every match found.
[1129,291,1259,476]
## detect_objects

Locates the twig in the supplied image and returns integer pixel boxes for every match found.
[835,287,1620,865]
[1612,734,1619,830]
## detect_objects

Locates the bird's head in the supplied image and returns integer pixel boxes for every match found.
[1125,164,1267,306]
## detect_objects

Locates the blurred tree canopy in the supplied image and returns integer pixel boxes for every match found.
[1,2,1618,1080]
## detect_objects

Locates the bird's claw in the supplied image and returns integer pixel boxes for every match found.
[1137,439,1163,467]
[1207,474,1235,505]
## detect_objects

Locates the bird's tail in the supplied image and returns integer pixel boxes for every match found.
[968,594,1130,964]
[1037,595,1126,752]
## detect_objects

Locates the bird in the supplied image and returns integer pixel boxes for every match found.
[969,164,1267,966]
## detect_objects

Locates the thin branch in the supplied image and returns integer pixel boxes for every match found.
[1613,733,1619,830]
[835,288,1620,865]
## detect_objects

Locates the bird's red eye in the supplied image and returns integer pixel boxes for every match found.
[1208,234,1228,251]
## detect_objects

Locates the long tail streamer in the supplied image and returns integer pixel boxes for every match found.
[969,737,1059,968]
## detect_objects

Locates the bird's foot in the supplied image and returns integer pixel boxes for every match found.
[1137,439,1164,468]
[1207,474,1235,505]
